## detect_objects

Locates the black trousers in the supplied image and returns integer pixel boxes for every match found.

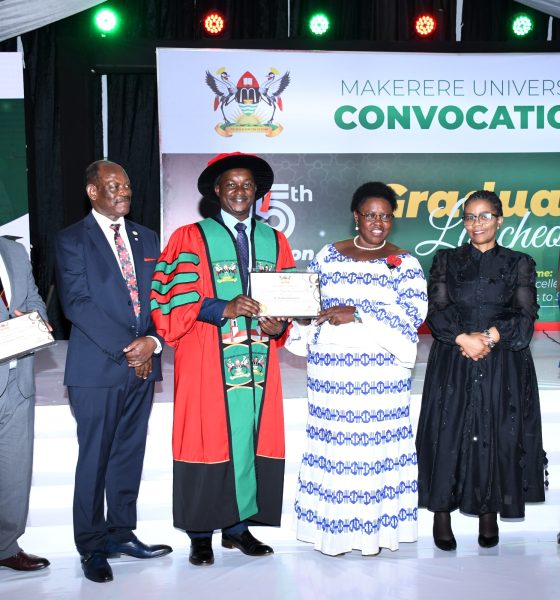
[69,371,154,554]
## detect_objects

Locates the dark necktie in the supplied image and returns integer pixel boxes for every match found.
[234,222,249,291]
[110,223,141,317]
[0,273,8,309]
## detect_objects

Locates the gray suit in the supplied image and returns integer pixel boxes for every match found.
[0,237,48,560]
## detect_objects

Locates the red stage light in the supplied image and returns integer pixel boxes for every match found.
[415,14,436,37]
[203,11,226,36]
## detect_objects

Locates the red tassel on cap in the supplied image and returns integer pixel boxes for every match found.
[261,191,271,212]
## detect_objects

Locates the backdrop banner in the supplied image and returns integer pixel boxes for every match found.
[157,49,560,325]
[0,52,30,252]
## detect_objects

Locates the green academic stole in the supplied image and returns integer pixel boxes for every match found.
[198,217,278,520]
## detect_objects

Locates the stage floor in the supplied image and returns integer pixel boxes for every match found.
[2,333,560,599]
[4,528,559,600]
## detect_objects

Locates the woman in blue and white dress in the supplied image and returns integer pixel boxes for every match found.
[291,182,428,556]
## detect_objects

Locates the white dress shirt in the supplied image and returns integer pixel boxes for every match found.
[220,209,253,261]
[91,210,135,268]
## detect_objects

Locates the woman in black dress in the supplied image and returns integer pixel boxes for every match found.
[416,190,546,551]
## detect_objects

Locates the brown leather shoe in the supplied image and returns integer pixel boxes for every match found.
[0,551,50,571]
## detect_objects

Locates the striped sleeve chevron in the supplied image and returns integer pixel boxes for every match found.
[151,251,200,314]
[150,225,206,346]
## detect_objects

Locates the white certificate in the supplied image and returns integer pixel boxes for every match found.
[250,272,321,317]
[0,310,55,363]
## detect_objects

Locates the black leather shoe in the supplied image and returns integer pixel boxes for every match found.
[189,537,214,566]
[81,552,113,583]
[105,536,172,559]
[0,550,50,571]
[478,534,499,548]
[221,530,273,556]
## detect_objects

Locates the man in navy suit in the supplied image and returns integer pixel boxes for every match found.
[0,237,50,572]
[55,160,172,583]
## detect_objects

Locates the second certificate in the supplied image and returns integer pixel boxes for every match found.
[249,272,321,318]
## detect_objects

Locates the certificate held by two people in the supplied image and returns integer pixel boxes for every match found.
[249,272,320,318]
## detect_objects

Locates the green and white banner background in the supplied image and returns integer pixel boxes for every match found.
[0,53,30,252]
[157,49,560,325]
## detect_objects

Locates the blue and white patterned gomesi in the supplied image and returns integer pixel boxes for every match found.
[294,243,427,556]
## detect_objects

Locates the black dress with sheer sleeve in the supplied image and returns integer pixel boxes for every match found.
[416,243,546,518]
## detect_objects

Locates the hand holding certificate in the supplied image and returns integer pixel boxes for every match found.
[0,310,55,364]
[250,271,321,318]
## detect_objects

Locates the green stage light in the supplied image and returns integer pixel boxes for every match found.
[309,13,330,36]
[94,8,119,35]
[512,14,534,37]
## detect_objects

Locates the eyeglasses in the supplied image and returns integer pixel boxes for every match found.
[462,212,499,224]
[355,211,394,222]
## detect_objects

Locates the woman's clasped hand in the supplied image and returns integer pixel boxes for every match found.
[315,305,356,326]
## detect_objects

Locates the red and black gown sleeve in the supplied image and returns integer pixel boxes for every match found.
[150,225,208,347]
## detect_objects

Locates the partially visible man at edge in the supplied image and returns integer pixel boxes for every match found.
[55,160,172,583]
[150,152,295,566]
[0,237,50,572]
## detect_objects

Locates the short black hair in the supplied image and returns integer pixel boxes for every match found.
[85,160,120,186]
[464,190,503,217]
[350,182,397,212]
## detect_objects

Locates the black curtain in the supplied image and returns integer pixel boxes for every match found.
[101,0,290,40]
[21,26,67,333]
[107,74,160,230]
[462,0,552,41]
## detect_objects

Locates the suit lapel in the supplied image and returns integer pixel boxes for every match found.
[126,220,155,322]
[84,213,130,298]
[125,221,147,297]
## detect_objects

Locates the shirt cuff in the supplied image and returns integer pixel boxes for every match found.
[147,335,162,354]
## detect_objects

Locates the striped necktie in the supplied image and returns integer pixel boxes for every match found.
[0,273,8,309]
[234,222,249,291]
[110,224,140,317]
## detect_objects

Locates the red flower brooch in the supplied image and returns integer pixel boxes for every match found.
[386,255,402,270]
